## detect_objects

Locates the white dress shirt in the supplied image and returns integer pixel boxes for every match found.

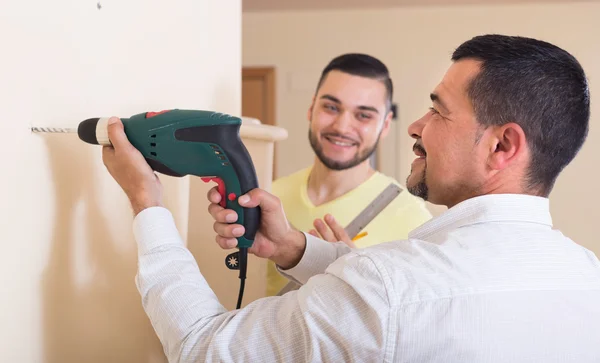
[132,194,600,362]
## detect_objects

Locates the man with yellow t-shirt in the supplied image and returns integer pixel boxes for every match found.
[266,53,433,296]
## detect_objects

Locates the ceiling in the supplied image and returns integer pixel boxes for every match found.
[243,0,596,12]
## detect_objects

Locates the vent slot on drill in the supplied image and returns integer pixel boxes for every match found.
[150,135,157,156]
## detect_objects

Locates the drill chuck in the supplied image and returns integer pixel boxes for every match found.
[78,117,111,146]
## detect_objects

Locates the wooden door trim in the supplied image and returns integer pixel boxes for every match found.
[242,67,276,127]
[242,66,278,179]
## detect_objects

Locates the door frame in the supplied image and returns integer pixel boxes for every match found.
[242,66,277,178]
[242,67,276,126]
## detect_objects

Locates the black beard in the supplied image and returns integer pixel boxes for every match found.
[407,142,428,200]
[407,164,428,200]
[308,129,378,171]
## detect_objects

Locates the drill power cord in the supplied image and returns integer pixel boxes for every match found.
[237,247,248,309]
[226,248,248,309]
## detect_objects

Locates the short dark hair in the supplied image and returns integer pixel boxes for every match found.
[316,53,394,111]
[452,34,590,196]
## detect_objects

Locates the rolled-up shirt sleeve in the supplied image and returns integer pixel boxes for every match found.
[132,206,392,363]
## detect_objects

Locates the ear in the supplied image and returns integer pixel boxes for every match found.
[379,110,393,138]
[487,122,526,171]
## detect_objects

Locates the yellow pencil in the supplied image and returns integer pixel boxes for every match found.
[351,231,368,241]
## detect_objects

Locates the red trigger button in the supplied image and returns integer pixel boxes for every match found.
[146,109,171,118]
[228,193,236,201]
[201,177,226,207]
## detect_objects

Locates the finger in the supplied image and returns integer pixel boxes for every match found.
[324,214,350,241]
[208,203,238,223]
[308,229,319,237]
[314,218,335,242]
[213,221,245,239]
[101,144,114,156]
[215,235,238,250]
[248,241,264,256]
[207,186,222,205]
[106,117,133,151]
[101,145,114,166]
[249,240,276,259]
[248,244,260,256]
[248,244,266,258]
[237,188,281,212]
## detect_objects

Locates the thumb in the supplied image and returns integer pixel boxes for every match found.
[238,188,281,212]
[106,117,131,149]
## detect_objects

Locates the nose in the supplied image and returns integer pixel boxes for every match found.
[331,110,353,133]
[407,114,426,140]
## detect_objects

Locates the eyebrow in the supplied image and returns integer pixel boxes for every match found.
[320,94,379,114]
[430,93,450,113]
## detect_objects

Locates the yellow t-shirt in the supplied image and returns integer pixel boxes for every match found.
[265,166,433,296]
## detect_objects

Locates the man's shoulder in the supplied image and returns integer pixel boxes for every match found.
[357,239,441,269]
[323,239,447,303]
[354,228,600,305]
[349,239,457,303]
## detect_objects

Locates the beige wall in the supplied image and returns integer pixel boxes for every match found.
[242,2,600,256]
[1,0,241,362]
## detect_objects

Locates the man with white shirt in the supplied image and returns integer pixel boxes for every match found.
[102,34,600,362]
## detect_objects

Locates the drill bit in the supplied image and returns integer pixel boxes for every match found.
[31,127,77,133]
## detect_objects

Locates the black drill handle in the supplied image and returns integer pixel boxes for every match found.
[219,135,261,241]
[174,124,261,243]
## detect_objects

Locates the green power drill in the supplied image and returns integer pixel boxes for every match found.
[77,109,260,309]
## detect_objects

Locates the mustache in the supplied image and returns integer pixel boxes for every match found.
[413,143,427,156]
[322,132,359,144]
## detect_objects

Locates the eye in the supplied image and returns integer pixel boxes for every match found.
[429,107,439,115]
[323,103,339,112]
[357,112,373,120]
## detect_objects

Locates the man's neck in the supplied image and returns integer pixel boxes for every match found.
[306,158,376,206]
[444,172,532,209]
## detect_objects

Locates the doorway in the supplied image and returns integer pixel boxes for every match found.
[242,66,277,178]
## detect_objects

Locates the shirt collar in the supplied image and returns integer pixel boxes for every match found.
[408,193,553,241]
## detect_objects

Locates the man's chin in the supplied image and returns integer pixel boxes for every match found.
[405,171,419,189]
[406,173,428,201]
[323,160,356,171]
[316,151,367,171]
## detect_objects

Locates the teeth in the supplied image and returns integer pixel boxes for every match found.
[326,137,353,146]
[325,136,355,147]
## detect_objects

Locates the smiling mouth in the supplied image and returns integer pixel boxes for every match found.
[324,135,358,147]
